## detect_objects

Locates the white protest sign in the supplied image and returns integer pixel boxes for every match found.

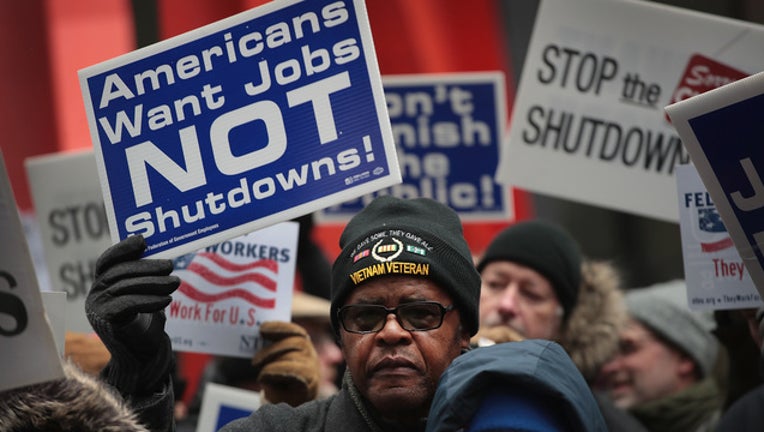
[318,72,512,222]
[196,383,261,432]
[25,150,112,332]
[502,0,764,222]
[675,164,762,310]
[667,71,764,300]
[0,151,64,392]
[79,0,400,259]
[166,221,298,357]
[41,291,68,356]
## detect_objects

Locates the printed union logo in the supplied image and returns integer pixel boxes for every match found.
[371,237,403,262]
[666,54,747,123]
[693,207,734,253]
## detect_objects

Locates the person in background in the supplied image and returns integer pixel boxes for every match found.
[425,340,607,432]
[474,220,626,378]
[85,195,481,431]
[595,280,724,432]
[474,220,642,431]
[716,306,764,431]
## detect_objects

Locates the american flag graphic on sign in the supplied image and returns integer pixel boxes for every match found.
[173,252,279,309]
[695,207,734,252]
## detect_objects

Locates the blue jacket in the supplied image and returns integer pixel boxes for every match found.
[425,340,607,432]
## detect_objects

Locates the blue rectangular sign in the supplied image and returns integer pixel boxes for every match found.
[79,0,399,258]
[667,70,764,298]
[317,72,511,222]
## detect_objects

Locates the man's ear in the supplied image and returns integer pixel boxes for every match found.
[676,353,697,379]
[460,327,471,351]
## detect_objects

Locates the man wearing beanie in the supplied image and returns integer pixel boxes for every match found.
[595,280,724,432]
[84,195,481,432]
[477,220,584,341]
[476,221,640,431]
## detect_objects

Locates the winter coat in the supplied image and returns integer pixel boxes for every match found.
[425,340,608,432]
[220,371,425,432]
[0,360,149,432]
[559,260,627,383]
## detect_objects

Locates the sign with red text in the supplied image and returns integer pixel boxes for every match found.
[26,150,111,332]
[667,70,764,301]
[165,221,298,357]
[79,0,399,259]
[676,164,762,310]
[0,151,64,392]
[502,0,764,222]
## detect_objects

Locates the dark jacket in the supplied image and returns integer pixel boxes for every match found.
[220,371,424,432]
[425,340,608,432]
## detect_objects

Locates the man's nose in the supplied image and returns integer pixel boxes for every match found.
[375,313,411,344]
[498,284,520,314]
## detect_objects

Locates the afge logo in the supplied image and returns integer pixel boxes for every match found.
[666,54,747,122]
[79,0,400,258]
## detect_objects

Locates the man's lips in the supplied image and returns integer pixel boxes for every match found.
[370,356,417,374]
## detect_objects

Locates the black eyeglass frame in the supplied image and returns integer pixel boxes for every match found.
[337,301,455,334]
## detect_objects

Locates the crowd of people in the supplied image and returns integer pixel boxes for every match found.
[3,195,764,431]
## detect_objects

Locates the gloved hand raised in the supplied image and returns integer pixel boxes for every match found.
[252,321,320,406]
[86,235,180,396]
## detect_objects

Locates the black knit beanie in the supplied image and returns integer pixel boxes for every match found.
[476,220,582,320]
[331,196,481,336]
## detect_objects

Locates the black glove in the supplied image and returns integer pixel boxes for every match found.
[86,235,180,396]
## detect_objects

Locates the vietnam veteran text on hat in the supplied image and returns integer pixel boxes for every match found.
[330,196,481,335]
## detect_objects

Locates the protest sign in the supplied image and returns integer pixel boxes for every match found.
[25,150,111,332]
[667,70,764,300]
[675,164,762,310]
[41,291,68,356]
[165,221,298,357]
[318,72,512,221]
[0,151,64,392]
[502,0,764,222]
[196,383,261,432]
[79,0,399,259]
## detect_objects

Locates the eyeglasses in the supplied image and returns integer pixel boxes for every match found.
[338,301,454,334]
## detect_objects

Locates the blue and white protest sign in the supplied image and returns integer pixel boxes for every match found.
[318,72,512,221]
[196,383,261,432]
[675,164,762,310]
[79,0,399,258]
[667,70,764,299]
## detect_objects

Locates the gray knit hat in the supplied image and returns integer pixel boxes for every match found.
[331,196,481,336]
[625,280,718,378]
[477,220,582,320]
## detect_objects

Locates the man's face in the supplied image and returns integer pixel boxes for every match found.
[596,319,694,409]
[339,275,470,422]
[479,261,563,340]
